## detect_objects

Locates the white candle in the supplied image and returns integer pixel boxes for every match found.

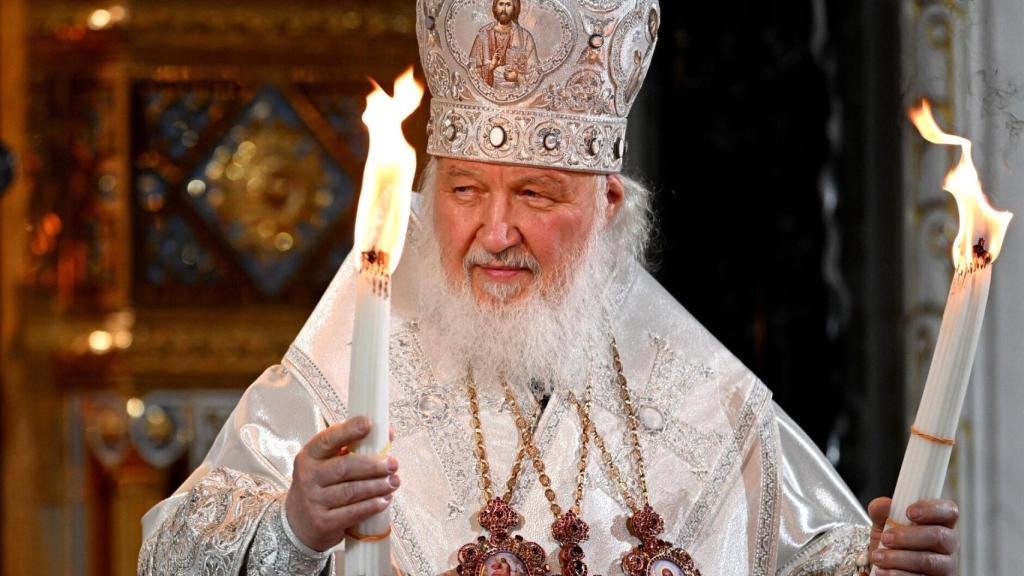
[887,260,991,526]
[345,252,394,574]
[873,101,1012,574]
[343,68,423,576]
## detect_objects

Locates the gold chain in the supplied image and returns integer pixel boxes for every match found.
[572,392,638,512]
[612,335,650,505]
[500,376,593,520]
[569,380,593,515]
[467,369,532,504]
[571,337,650,511]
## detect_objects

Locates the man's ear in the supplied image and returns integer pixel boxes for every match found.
[604,174,625,224]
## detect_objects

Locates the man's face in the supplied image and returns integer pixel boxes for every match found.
[432,157,613,304]
[494,0,514,24]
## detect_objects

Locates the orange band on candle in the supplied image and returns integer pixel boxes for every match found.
[341,442,392,458]
[345,526,392,542]
[911,426,956,446]
[885,518,908,528]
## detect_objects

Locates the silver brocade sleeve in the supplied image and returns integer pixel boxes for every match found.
[246,496,332,575]
[774,406,871,576]
[137,365,335,576]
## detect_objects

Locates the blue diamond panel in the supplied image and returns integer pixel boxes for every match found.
[183,86,356,296]
[144,214,224,286]
[308,93,369,160]
[149,92,218,160]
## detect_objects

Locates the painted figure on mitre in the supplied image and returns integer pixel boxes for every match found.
[469,0,540,90]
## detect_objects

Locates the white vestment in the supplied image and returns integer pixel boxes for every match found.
[139,206,870,576]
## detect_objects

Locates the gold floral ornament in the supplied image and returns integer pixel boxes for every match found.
[201,122,327,257]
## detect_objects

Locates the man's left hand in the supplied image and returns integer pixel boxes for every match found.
[867,496,960,576]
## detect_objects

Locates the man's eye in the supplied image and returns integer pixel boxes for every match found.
[520,189,554,204]
[453,186,474,195]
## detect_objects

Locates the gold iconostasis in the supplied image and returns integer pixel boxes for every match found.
[1,2,427,574]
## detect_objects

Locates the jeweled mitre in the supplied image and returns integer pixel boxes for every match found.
[417,0,661,173]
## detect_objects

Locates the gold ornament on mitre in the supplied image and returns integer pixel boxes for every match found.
[417,0,661,173]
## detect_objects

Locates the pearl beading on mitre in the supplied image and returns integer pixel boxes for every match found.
[427,99,628,173]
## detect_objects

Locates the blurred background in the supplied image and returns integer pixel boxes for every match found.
[1,0,1022,574]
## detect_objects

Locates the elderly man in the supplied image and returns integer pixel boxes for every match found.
[138,1,960,575]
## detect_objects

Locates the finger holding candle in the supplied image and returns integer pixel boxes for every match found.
[871,549,957,576]
[868,499,960,576]
[286,418,399,553]
[304,417,372,460]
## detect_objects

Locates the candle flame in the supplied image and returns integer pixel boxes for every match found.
[354,67,424,273]
[909,100,1013,268]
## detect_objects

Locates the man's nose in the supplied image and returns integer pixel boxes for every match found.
[476,197,522,253]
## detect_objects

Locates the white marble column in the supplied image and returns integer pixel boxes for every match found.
[902,1,1024,572]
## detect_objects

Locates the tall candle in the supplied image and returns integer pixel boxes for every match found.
[344,68,423,576]
[875,101,1012,570]
[346,251,394,572]
[887,254,992,527]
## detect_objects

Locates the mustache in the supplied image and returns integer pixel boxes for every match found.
[463,244,541,275]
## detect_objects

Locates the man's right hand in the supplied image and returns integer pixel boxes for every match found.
[285,417,400,552]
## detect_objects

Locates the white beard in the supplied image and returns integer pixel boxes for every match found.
[409,196,616,394]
